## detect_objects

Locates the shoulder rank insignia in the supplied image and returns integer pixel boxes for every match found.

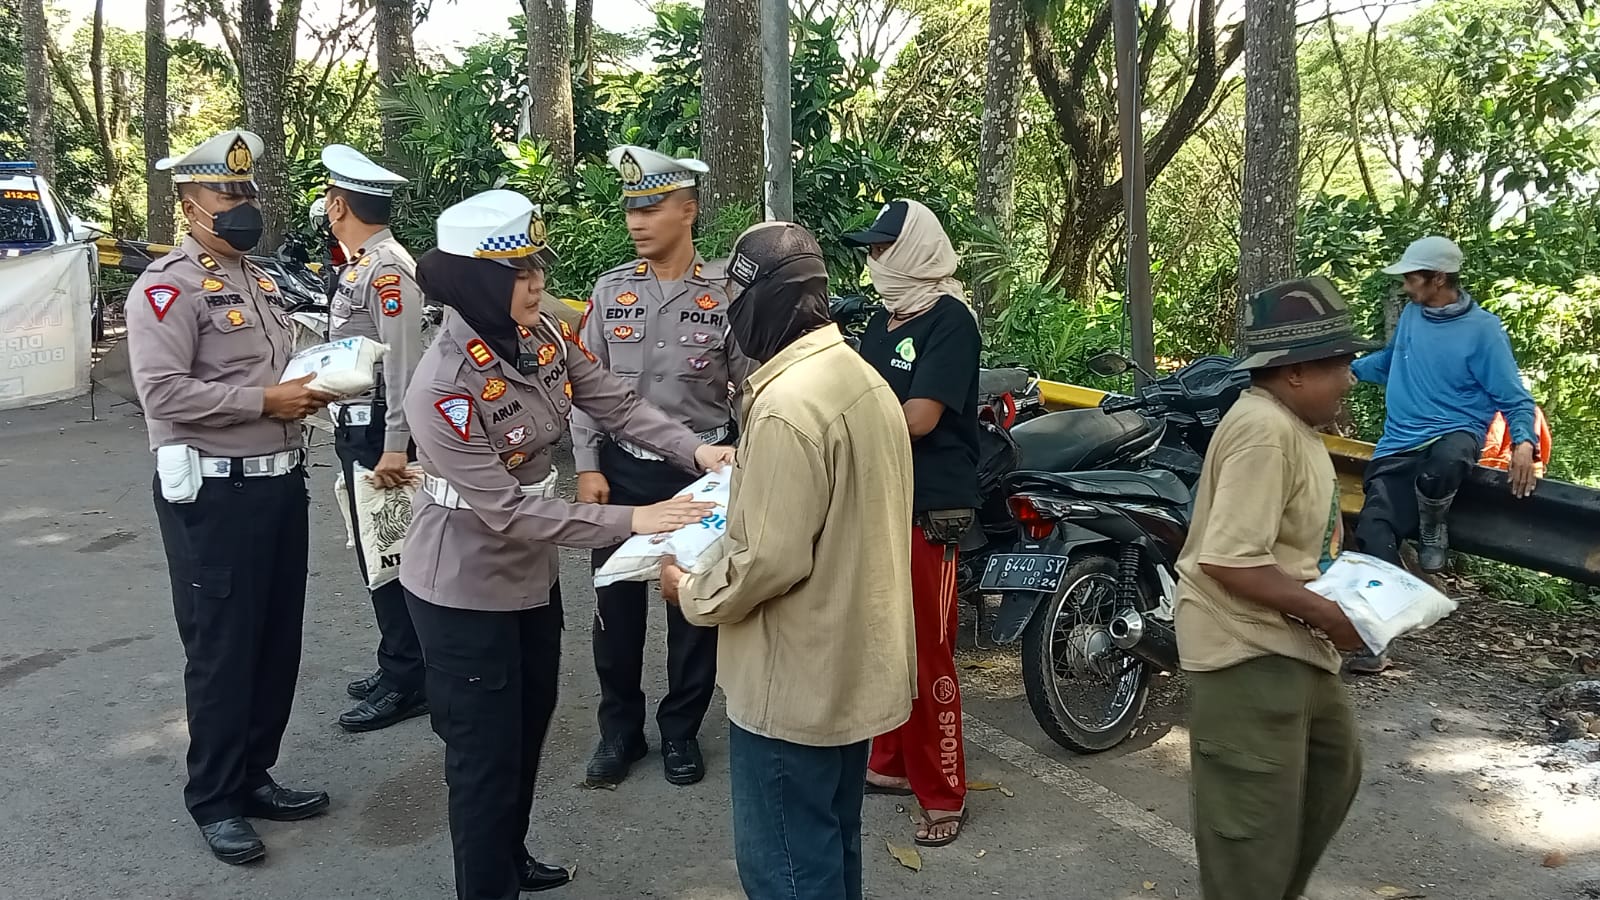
[616,291,639,307]
[201,277,224,292]
[559,319,573,338]
[373,274,401,289]
[536,343,559,366]
[695,294,718,310]
[564,382,573,399]
[196,253,220,272]
[693,262,703,279]
[145,284,180,322]
[481,378,507,401]
[465,339,495,367]
[517,325,533,340]
[633,262,648,276]
[344,268,360,283]
[358,255,374,267]
[435,395,473,441]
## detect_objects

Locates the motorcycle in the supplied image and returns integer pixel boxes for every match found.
[978,351,1250,753]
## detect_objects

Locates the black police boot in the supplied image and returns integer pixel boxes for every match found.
[198,817,266,865]
[346,670,383,701]
[1415,489,1456,574]
[338,689,429,733]
[241,780,331,821]
[662,739,705,786]
[584,737,648,788]
[517,849,573,893]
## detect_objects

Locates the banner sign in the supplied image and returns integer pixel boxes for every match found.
[0,243,94,409]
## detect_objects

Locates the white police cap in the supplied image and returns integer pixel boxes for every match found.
[321,144,408,197]
[436,189,555,268]
[607,145,709,209]
[156,130,263,197]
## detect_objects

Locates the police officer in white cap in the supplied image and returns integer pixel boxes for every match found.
[319,144,432,733]
[574,145,755,788]
[127,130,334,864]
[401,188,732,899]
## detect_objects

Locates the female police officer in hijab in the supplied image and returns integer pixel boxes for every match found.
[401,189,732,900]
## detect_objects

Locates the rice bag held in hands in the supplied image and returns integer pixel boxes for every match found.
[1306,552,1458,655]
[595,471,731,587]
[280,335,388,398]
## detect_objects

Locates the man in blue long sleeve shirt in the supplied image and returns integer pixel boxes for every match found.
[1349,237,1539,671]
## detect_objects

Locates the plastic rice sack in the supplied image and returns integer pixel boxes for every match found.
[594,471,731,587]
[1306,552,1458,655]
[280,335,387,398]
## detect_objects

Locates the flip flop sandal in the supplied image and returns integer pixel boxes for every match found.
[864,781,914,796]
[914,808,968,847]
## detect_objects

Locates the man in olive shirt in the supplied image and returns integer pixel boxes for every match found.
[1175,277,1373,900]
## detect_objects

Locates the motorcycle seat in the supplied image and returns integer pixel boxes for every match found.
[1009,408,1159,473]
[1009,468,1191,507]
[978,367,1031,399]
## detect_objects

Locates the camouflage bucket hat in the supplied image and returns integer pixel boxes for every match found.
[1233,276,1381,370]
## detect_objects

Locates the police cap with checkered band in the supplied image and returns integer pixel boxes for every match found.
[607,145,710,210]
[320,143,408,197]
[435,189,556,269]
[156,129,264,198]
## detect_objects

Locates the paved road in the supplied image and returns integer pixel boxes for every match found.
[1,397,1593,899]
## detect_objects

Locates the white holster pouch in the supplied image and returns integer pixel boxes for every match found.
[156,444,204,504]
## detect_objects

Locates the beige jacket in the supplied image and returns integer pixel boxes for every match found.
[678,325,917,746]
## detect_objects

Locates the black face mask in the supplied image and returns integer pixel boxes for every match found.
[727,259,832,363]
[195,202,264,252]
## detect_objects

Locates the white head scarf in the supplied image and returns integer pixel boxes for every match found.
[865,200,968,320]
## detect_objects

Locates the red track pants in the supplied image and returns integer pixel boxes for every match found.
[868,526,967,811]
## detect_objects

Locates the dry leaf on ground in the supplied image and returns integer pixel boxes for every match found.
[1543,851,1569,868]
[887,841,922,872]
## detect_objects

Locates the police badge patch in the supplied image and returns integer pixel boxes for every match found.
[145,284,180,322]
[481,378,507,401]
[435,395,473,440]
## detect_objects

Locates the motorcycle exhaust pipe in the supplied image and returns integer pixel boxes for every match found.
[1108,609,1178,672]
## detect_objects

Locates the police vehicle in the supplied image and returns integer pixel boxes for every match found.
[0,162,100,252]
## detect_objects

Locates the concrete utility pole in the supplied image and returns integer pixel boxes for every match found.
[760,0,794,221]
[1111,0,1155,384]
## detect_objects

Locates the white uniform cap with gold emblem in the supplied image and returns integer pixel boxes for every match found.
[607,145,710,209]
[436,189,556,269]
[155,129,264,197]
[321,143,408,197]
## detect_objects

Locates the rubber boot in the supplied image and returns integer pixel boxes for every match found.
[1415,488,1455,574]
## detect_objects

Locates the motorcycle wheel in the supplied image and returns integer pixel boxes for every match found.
[1020,554,1152,754]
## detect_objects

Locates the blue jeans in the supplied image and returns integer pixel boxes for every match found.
[729,723,869,900]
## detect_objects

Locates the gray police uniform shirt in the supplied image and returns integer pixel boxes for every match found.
[126,236,303,457]
[400,305,702,612]
[570,257,755,472]
[328,228,424,452]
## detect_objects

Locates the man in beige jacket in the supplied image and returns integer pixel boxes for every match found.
[661,222,916,900]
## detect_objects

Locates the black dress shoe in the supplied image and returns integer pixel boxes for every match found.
[241,781,330,821]
[198,817,265,865]
[584,737,648,787]
[518,857,573,892]
[338,689,428,733]
[662,739,705,786]
[346,670,383,701]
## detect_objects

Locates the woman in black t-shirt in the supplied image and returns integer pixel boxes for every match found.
[843,199,978,847]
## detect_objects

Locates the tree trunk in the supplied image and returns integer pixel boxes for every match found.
[375,0,417,157]
[22,0,54,180]
[573,0,594,85]
[526,0,575,174]
[1237,0,1300,342]
[976,0,1027,315]
[145,0,174,242]
[701,0,764,219]
[238,1,301,250]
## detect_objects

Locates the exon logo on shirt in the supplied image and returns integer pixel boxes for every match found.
[892,337,916,371]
